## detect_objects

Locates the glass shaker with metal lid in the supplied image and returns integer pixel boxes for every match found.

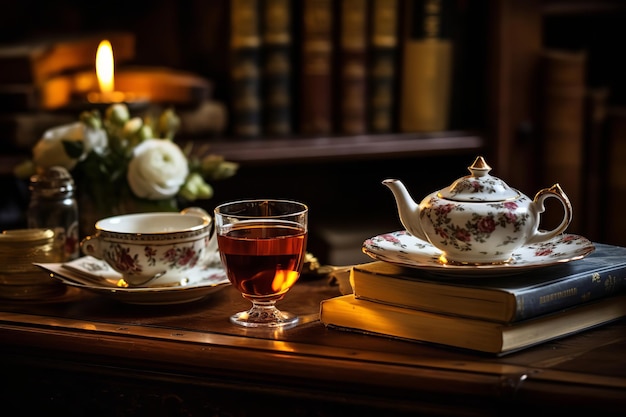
[27,166,79,261]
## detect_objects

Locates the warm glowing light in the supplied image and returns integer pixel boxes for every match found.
[271,270,299,293]
[96,40,115,94]
[88,39,127,103]
[438,254,448,265]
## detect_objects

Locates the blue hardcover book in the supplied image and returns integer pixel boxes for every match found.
[351,243,626,323]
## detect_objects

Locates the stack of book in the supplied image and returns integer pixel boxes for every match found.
[320,242,626,355]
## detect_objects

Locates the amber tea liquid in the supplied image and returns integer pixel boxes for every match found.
[217,220,307,300]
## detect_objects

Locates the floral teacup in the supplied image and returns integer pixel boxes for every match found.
[80,208,214,286]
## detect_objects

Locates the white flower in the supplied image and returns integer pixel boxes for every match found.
[127,138,189,200]
[84,125,108,155]
[32,122,107,170]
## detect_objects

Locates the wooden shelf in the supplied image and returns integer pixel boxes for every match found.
[1,132,485,176]
[202,131,484,166]
[542,0,626,15]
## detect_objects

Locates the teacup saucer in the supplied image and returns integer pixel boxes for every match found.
[35,256,230,305]
[362,231,595,276]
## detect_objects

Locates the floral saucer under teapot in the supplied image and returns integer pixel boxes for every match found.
[383,156,572,265]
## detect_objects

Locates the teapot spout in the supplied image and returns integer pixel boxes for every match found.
[382,179,428,242]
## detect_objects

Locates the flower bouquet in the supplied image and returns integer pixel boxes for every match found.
[14,104,238,233]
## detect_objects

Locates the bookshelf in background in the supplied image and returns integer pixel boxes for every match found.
[221,0,471,138]
[299,0,335,135]
[582,86,610,243]
[604,107,626,248]
[399,0,454,132]
[368,0,400,133]
[538,49,587,235]
[336,0,369,135]
[261,0,293,136]
[230,0,262,137]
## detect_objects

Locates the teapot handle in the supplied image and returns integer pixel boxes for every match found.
[525,184,573,244]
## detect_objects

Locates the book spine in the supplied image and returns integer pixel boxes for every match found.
[604,107,626,248]
[230,0,262,137]
[353,248,626,323]
[514,264,626,322]
[261,0,293,136]
[368,0,399,133]
[399,0,453,132]
[337,0,369,135]
[321,293,626,354]
[299,0,335,135]
[539,49,587,234]
[582,87,610,242]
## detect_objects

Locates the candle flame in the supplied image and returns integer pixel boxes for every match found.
[96,40,115,93]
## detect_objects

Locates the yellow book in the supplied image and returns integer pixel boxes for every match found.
[399,0,453,132]
[320,293,626,355]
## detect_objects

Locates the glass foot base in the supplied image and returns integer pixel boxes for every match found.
[230,304,299,328]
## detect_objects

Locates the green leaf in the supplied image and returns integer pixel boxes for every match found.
[62,140,84,159]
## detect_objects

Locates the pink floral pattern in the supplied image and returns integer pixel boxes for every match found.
[448,177,501,198]
[104,242,203,277]
[362,230,595,276]
[421,196,530,253]
[145,246,158,266]
[105,243,143,275]
[162,246,201,268]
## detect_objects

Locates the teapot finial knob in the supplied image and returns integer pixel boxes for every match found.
[468,156,491,178]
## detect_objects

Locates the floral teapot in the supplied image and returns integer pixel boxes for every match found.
[383,156,572,264]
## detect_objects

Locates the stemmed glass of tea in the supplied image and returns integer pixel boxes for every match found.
[214,199,308,328]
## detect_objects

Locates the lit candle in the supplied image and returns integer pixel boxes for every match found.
[87,39,138,104]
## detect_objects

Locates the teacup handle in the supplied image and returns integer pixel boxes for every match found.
[180,206,213,235]
[180,206,211,222]
[80,234,103,259]
[180,206,219,259]
[525,183,573,245]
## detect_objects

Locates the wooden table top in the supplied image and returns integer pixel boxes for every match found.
[0,275,625,416]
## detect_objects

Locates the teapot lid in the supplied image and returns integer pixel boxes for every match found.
[438,156,520,202]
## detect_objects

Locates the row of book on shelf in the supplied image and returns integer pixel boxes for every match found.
[538,48,626,248]
[319,242,626,355]
[0,0,466,144]
[229,0,459,137]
